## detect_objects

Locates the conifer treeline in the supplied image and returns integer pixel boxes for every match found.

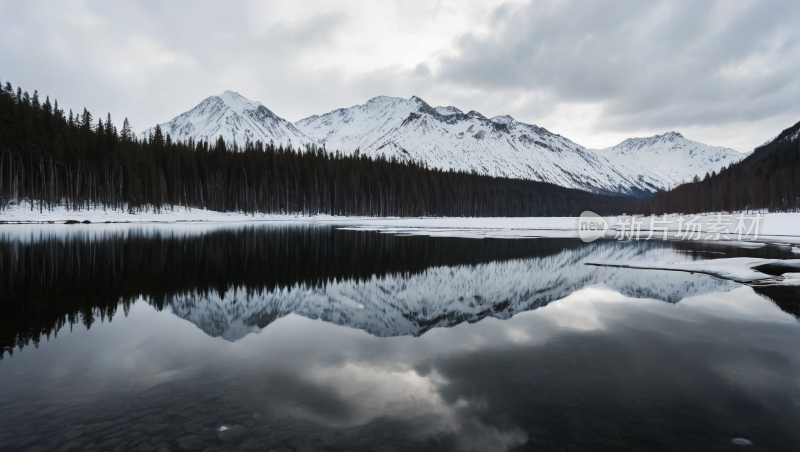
[0,80,636,217]
[637,120,800,215]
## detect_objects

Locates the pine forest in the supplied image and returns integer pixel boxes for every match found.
[0,80,637,218]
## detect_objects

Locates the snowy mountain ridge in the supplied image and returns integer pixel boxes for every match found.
[140,92,749,195]
[294,95,639,193]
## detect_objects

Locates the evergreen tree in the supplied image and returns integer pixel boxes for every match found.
[121,118,132,142]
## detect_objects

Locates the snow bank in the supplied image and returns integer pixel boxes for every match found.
[1,204,798,243]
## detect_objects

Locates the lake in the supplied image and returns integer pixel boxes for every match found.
[1,223,799,452]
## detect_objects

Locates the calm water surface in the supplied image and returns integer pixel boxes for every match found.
[1,224,799,452]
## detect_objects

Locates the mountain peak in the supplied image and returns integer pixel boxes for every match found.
[410,95,435,112]
[365,95,402,102]
[361,95,408,110]
[216,90,261,111]
[613,131,688,148]
[138,91,309,147]
[491,115,515,125]
[596,130,745,188]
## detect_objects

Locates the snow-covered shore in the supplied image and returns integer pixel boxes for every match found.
[0,203,584,228]
[1,204,798,242]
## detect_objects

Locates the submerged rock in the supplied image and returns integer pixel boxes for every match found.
[153,441,172,452]
[218,424,248,442]
[177,434,205,450]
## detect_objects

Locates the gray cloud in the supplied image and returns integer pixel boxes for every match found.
[433,0,800,147]
[1,0,798,152]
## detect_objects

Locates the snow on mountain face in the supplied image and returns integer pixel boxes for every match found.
[295,96,641,193]
[138,91,312,148]
[167,242,737,341]
[595,132,750,188]
[294,96,747,194]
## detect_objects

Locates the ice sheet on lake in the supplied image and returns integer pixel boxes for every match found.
[588,257,800,285]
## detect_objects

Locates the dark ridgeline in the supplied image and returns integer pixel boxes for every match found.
[637,119,800,215]
[0,80,637,217]
[0,224,584,359]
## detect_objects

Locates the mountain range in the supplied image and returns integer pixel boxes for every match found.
[140,91,749,195]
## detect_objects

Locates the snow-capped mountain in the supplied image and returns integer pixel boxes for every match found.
[167,242,737,341]
[595,132,750,188]
[294,96,640,194]
[294,96,747,194]
[139,92,748,194]
[138,91,312,148]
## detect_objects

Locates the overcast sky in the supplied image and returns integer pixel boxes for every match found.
[2,0,799,151]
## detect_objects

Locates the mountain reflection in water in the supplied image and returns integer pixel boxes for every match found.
[0,224,799,451]
[3,224,796,349]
